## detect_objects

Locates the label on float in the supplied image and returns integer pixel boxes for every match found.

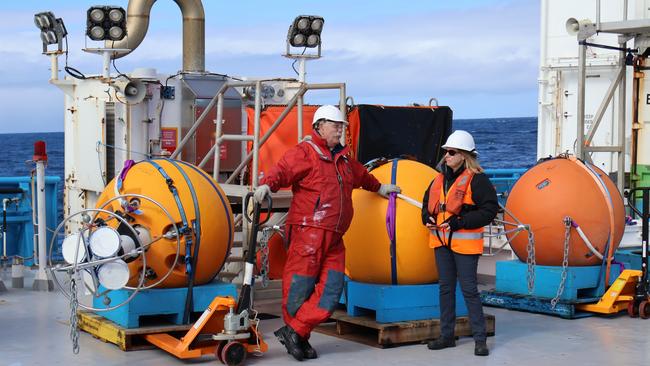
[536,178,550,190]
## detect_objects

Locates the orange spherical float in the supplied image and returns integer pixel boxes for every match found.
[344,159,439,284]
[95,159,233,288]
[504,156,625,266]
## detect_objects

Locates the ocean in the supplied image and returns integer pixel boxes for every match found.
[0,117,537,220]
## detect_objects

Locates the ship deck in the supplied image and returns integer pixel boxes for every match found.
[1,269,649,366]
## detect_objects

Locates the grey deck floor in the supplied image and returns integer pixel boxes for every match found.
[1,269,649,366]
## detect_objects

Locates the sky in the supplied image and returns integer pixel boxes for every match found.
[0,0,540,133]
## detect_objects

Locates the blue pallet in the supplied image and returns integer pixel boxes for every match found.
[93,281,237,328]
[344,280,467,323]
[614,247,643,271]
[495,260,620,301]
[480,290,595,319]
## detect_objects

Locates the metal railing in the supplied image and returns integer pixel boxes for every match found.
[171,79,346,189]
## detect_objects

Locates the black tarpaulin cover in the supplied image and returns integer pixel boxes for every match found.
[350,105,452,168]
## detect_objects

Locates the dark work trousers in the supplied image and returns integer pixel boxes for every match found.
[435,245,486,342]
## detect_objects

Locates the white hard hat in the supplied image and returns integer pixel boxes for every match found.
[312,105,348,127]
[442,130,477,155]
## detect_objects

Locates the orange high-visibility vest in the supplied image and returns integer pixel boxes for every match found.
[427,170,484,254]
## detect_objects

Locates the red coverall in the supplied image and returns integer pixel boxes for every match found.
[261,131,381,338]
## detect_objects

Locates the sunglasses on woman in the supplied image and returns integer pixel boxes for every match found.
[445,149,459,156]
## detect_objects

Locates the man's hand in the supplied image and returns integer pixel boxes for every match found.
[377,184,401,197]
[254,184,271,203]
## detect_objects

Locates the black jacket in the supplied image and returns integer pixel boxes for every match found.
[421,164,498,231]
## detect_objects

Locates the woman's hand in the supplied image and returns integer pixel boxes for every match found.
[426,217,449,230]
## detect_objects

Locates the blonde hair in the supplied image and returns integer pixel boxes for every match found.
[459,150,484,174]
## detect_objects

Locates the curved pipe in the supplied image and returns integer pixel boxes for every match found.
[108,0,205,72]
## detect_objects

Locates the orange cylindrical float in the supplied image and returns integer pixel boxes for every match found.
[344,159,439,284]
[96,159,233,288]
[504,156,625,266]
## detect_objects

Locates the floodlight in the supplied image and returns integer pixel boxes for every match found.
[287,15,324,48]
[306,34,319,47]
[86,6,127,41]
[33,11,67,52]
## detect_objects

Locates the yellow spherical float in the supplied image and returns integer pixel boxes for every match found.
[504,156,625,266]
[95,159,233,288]
[344,159,439,284]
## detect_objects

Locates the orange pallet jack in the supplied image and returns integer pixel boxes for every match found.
[577,187,650,318]
[146,193,272,366]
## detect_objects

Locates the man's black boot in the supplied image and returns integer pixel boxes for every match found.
[274,325,305,361]
[301,338,318,359]
[474,340,489,356]
[427,337,456,350]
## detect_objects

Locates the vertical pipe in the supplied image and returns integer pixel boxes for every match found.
[213,93,224,181]
[298,58,306,83]
[110,0,205,72]
[298,96,304,141]
[298,58,306,141]
[49,53,59,81]
[2,199,7,257]
[596,0,601,30]
[102,51,111,79]
[576,43,587,159]
[32,141,52,291]
[538,0,549,159]
[31,177,37,260]
[252,81,262,187]
[339,84,347,146]
[33,160,50,290]
[36,162,46,270]
[617,40,627,193]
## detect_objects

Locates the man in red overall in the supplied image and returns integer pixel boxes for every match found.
[254,105,401,361]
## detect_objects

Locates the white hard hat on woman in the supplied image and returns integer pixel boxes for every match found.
[442,130,477,155]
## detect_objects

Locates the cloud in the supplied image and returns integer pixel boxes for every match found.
[0,0,539,132]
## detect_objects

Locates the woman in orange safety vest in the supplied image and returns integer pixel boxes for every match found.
[421,130,497,357]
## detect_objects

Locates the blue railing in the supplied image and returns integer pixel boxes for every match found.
[0,176,60,266]
[484,168,527,206]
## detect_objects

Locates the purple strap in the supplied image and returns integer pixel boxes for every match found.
[386,192,397,241]
[119,159,136,181]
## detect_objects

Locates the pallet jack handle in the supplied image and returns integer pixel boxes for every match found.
[627,187,649,295]
[236,193,272,313]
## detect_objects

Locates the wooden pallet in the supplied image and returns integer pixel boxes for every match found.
[314,310,495,348]
[77,311,191,351]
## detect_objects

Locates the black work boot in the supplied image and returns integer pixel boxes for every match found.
[274,325,305,361]
[301,338,318,359]
[474,340,489,356]
[427,337,456,350]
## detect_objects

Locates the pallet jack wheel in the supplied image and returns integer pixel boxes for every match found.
[221,341,247,366]
[639,300,650,319]
[627,301,639,318]
[215,340,228,363]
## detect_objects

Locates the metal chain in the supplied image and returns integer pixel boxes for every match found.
[69,276,80,354]
[525,225,536,294]
[258,228,272,288]
[551,217,572,309]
